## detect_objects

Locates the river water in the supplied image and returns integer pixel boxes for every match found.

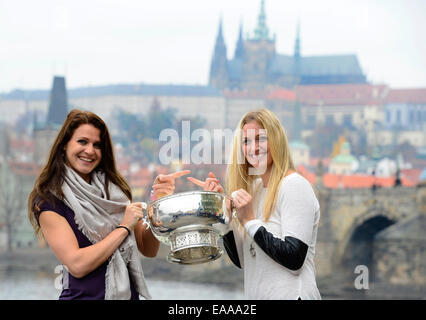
[2,261,422,300]
[0,269,244,300]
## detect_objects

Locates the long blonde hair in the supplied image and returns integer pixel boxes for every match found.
[226,108,295,221]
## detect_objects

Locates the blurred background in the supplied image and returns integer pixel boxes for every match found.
[0,0,425,299]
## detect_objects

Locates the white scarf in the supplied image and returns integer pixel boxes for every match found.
[61,166,151,300]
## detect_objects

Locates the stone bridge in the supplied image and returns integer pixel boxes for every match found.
[314,182,426,287]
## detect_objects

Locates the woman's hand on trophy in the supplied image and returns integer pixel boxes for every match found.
[121,202,144,231]
[231,189,254,226]
[152,170,191,199]
[187,172,224,193]
[147,205,163,227]
[224,196,234,222]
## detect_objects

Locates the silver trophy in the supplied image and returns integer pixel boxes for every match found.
[142,191,232,265]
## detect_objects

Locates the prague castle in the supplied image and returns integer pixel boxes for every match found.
[209,0,367,91]
[0,0,424,152]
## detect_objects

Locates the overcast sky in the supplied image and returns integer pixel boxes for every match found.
[1,0,425,93]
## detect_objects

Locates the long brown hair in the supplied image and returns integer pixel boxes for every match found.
[28,109,132,237]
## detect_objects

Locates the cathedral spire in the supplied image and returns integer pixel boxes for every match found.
[216,16,225,45]
[234,20,244,60]
[294,20,301,59]
[293,20,301,82]
[253,0,270,40]
[209,17,229,89]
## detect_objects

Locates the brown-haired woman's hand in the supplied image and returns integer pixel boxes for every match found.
[152,170,191,199]
[187,171,224,193]
[120,202,144,231]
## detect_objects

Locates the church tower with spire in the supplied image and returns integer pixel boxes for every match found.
[234,21,244,61]
[293,21,301,85]
[292,21,303,141]
[46,76,68,127]
[241,0,276,90]
[209,18,229,90]
[208,0,366,91]
[33,75,69,165]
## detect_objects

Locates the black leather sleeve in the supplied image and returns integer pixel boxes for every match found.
[253,226,308,271]
[223,231,242,269]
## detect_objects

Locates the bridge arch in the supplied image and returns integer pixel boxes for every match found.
[337,207,399,279]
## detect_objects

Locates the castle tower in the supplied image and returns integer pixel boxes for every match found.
[46,76,68,126]
[241,0,276,90]
[209,18,229,90]
[33,76,69,165]
[293,21,301,85]
[292,22,303,140]
[234,21,244,60]
[253,0,270,41]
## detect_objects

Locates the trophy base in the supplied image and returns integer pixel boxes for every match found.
[167,246,223,265]
[167,225,223,265]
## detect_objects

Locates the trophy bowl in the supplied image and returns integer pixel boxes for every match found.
[144,191,230,265]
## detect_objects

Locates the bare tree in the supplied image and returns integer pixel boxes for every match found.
[0,133,25,252]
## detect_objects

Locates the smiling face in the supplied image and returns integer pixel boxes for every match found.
[242,120,273,174]
[64,123,102,182]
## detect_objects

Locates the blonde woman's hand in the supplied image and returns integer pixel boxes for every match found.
[231,189,254,226]
[187,172,224,193]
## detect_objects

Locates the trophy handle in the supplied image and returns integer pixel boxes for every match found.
[223,196,238,224]
[140,201,164,228]
[140,202,150,229]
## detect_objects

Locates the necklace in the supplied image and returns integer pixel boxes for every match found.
[249,242,256,257]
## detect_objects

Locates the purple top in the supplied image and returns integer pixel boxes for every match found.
[35,195,139,300]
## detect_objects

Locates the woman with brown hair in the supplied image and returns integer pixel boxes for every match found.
[28,109,159,300]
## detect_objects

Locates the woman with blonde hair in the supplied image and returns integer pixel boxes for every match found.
[195,108,321,299]
[28,109,160,300]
